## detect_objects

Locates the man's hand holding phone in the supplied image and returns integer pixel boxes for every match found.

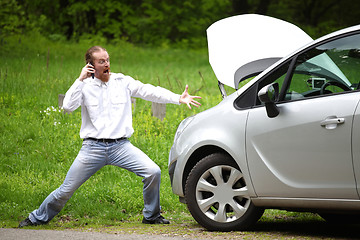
[79,63,95,81]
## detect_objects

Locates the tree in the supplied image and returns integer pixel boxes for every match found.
[1,0,360,46]
[231,0,271,15]
[0,0,26,35]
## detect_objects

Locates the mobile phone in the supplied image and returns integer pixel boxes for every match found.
[88,62,95,79]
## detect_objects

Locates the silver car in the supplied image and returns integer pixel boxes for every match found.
[168,14,360,231]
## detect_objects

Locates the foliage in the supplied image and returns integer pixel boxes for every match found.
[1,0,359,48]
[0,0,29,36]
[268,0,360,38]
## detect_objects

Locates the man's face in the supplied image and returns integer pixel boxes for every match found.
[92,50,110,82]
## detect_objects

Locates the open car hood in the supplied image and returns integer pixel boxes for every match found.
[207,14,313,89]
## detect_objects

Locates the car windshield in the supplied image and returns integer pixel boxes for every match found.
[277,33,360,101]
[295,47,351,87]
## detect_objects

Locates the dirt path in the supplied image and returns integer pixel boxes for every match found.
[0,228,200,240]
[2,219,360,240]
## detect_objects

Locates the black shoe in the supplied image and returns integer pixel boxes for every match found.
[142,215,170,224]
[18,217,36,228]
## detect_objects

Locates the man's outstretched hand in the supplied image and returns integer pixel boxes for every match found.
[179,85,202,109]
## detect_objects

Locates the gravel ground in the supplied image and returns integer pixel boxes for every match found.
[0,228,203,240]
[2,219,360,240]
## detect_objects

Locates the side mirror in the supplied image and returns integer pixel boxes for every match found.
[258,83,280,118]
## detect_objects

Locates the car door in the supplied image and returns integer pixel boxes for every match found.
[246,32,360,199]
[351,103,360,198]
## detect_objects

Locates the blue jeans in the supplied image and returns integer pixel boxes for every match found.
[29,138,162,224]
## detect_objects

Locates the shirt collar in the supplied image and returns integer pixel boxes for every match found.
[93,78,103,87]
[92,77,110,87]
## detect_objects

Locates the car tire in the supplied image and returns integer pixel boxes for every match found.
[184,153,264,231]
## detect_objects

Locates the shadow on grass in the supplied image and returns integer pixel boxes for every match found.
[250,220,360,239]
[121,217,360,239]
[6,215,360,239]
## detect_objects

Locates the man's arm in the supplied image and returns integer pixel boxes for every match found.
[125,76,201,108]
[63,64,91,112]
[62,79,84,112]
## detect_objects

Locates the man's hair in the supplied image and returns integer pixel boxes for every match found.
[85,46,107,64]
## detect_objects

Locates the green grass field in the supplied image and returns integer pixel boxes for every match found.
[0,33,225,227]
[0,34,325,230]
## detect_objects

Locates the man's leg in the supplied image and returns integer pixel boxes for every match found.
[21,140,106,226]
[108,139,169,223]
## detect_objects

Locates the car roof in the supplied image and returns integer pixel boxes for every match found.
[207,14,313,88]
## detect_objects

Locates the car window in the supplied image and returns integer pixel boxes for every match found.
[284,33,360,101]
[234,60,291,109]
[253,60,291,105]
[235,32,360,109]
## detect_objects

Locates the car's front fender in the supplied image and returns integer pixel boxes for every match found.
[169,103,257,198]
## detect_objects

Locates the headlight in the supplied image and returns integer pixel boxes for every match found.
[173,116,194,143]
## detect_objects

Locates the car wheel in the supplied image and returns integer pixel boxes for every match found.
[185,153,264,231]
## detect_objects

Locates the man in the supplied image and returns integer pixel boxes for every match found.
[19,46,201,227]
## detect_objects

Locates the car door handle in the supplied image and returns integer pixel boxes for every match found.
[320,116,345,129]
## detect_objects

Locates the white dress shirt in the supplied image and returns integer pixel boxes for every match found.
[63,73,180,139]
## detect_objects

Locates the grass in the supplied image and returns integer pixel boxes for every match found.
[0,33,222,228]
[1,33,354,239]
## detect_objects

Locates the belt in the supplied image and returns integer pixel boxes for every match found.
[84,137,127,143]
